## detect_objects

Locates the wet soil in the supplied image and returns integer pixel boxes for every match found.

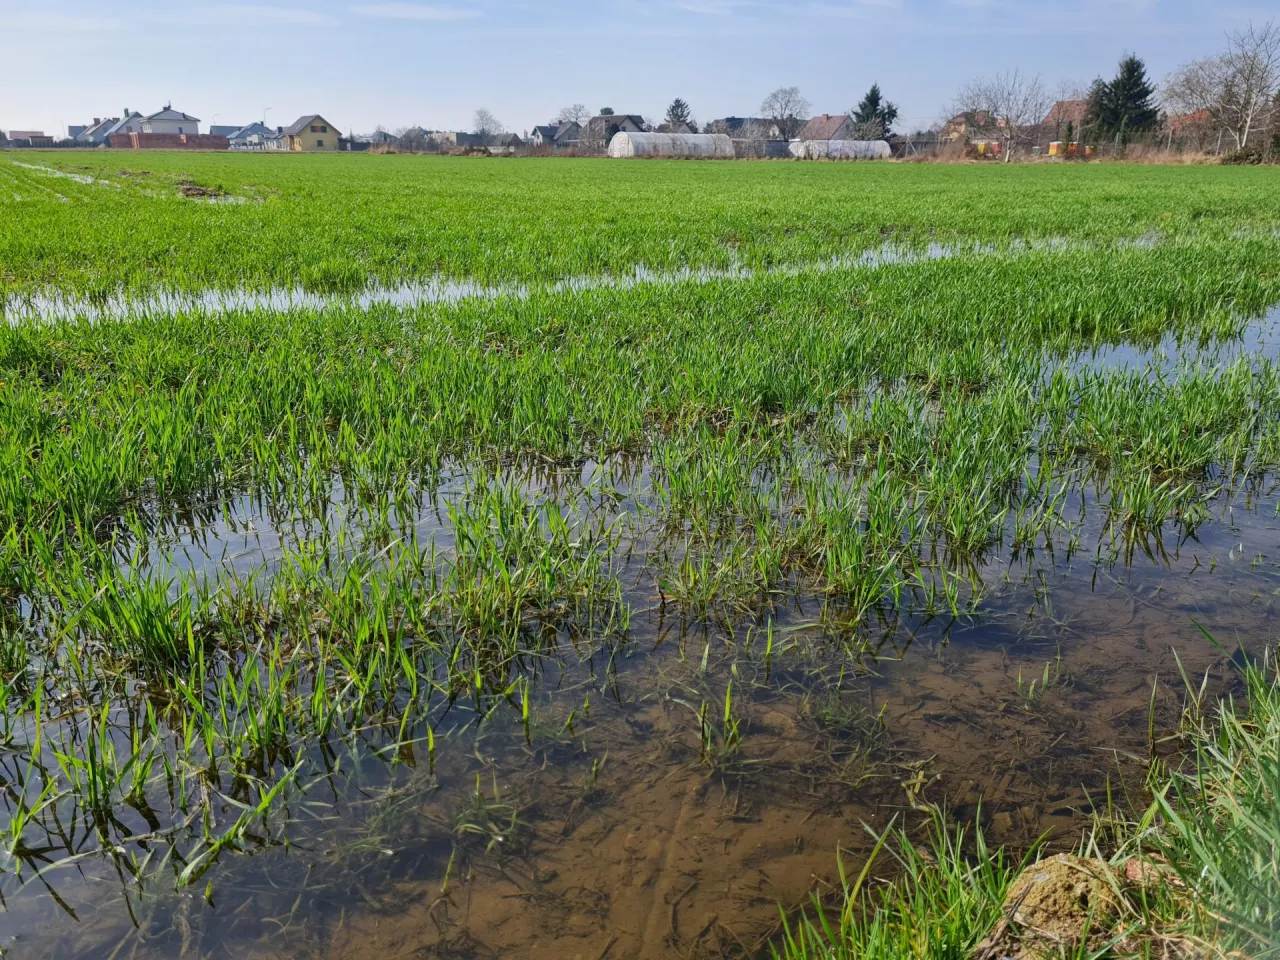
[3,465,1275,960]
[2,312,1279,958]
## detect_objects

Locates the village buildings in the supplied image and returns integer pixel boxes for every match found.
[275,115,341,152]
[797,114,856,141]
[140,106,201,135]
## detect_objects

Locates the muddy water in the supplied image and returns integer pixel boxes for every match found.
[4,304,1280,957]
[3,449,1277,960]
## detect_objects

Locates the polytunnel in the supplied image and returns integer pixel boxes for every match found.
[607,132,736,159]
[787,139,892,160]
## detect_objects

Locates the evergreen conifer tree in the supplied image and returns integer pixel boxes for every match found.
[853,83,899,137]
[1107,55,1159,133]
[1088,56,1159,138]
[665,98,693,129]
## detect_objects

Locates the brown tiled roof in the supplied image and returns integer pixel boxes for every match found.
[1167,109,1213,132]
[1043,99,1088,127]
[798,114,849,140]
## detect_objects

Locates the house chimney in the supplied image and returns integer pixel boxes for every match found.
[93,117,100,125]
[277,126,283,134]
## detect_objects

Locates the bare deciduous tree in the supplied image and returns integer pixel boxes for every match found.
[950,69,1050,161]
[846,119,886,140]
[760,86,811,141]
[473,108,504,146]
[1164,20,1280,151]
[555,103,590,126]
[395,126,429,152]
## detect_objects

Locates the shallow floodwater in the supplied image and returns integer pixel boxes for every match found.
[0,236,1094,327]
[2,310,1279,959]
[1072,307,1280,376]
[3,452,1278,960]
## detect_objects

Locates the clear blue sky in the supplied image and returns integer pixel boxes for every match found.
[0,0,1269,136]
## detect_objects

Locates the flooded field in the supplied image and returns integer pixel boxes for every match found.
[4,362,1279,956]
[2,155,1280,958]
[3,473,1278,957]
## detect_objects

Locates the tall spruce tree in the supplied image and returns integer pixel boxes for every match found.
[1089,55,1159,137]
[853,83,899,137]
[1109,55,1159,132]
[665,98,693,129]
[1084,77,1108,139]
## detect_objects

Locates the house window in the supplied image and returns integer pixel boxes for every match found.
[310,125,318,132]
[317,139,324,147]
[178,127,184,134]
[320,125,327,133]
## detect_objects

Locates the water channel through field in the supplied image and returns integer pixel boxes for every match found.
[1,310,1278,960]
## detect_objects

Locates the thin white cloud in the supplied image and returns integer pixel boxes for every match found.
[0,13,123,31]
[675,0,755,14]
[351,3,481,20]
[184,5,338,25]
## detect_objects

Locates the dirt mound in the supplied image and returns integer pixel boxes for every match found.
[178,181,224,198]
[977,854,1120,959]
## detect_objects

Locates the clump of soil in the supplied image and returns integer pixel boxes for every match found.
[178,180,225,198]
[977,854,1120,959]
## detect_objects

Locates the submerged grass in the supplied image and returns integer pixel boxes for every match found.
[773,654,1280,960]
[2,158,1280,953]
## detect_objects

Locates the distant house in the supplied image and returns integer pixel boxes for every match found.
[655,121,694,135]
[1043,100,1088,131]
[0,130,8,148]
[8,131,54,147]
[582,114,645,149]
[103,111,145,145]
[530,124,559,147]
[367,129,399,146]
[209,125,242,137]
[1165,108,1219,149]
[140,106,201,135]
[1166,108,1214,134]
[798,114,854,141]
[426,131,461,149]
[226,122,275,150]
[941,110,1002,142]
[398,127,436,150]
[75,117,121,145]
[68,125,88,140]
[553,121,581,147]
[280,114,340,151]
